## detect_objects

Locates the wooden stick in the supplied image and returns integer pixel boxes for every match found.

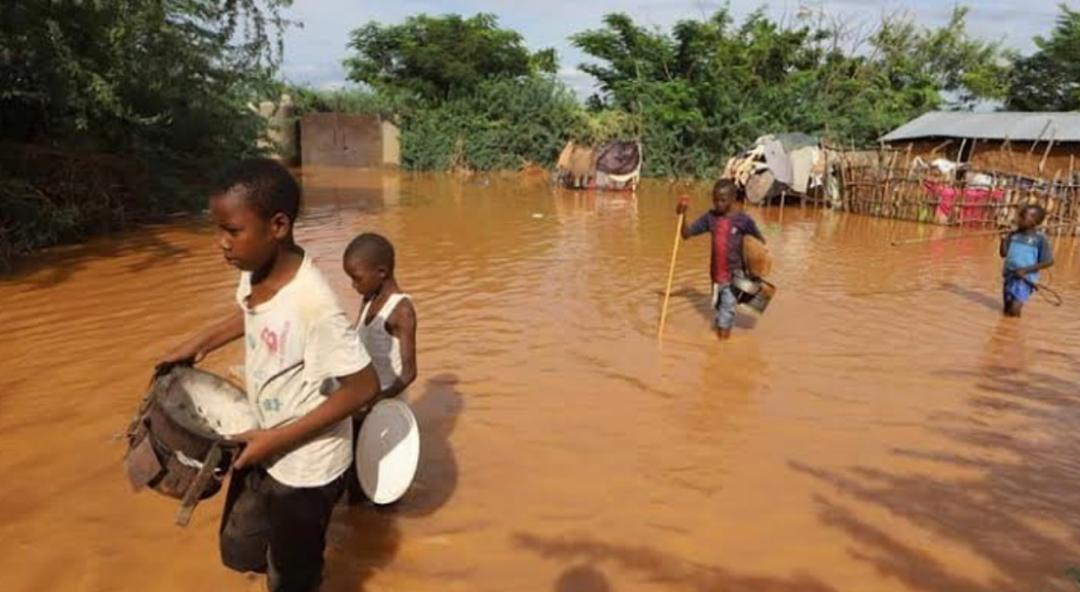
[1055,170,1066,238]
[657,211,685,342]
[1070,155,1077,236]
[955,138,968,164]
[823,140,830,209]
[1030,119,1052,154]
[930,139,953,156]
[1050,170,1061,235]
[883,150,898,217]
[1039,130,1056,174]
[889,230,1004,247]
[891,222,1070,246]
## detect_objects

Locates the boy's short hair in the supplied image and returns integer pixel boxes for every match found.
[1022,203,1047,224]
[713,178,745,202]
[216,158,301,222]
[345,233,395,275]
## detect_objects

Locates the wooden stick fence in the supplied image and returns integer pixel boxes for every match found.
[835,148,1080,236]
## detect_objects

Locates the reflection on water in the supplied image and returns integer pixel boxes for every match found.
[2,168,1080,591]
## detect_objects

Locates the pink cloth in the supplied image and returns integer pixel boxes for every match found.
[923,181,1003,225]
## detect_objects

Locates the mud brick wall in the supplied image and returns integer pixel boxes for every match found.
[300,113,386,168]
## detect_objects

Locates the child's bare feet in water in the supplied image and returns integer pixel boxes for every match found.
[716,328,731,341]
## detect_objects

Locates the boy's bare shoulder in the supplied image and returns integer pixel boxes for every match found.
[389,296,417,326]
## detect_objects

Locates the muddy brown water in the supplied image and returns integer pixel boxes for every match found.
[4,168,1080,592]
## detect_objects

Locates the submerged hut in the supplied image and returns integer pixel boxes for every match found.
[723,133,829,205]
[555,140,641,191]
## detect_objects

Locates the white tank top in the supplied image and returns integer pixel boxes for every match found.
[357,293,410,390]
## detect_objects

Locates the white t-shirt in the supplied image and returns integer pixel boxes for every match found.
[236,254,371,487]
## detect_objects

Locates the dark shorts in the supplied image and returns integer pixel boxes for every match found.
[220,467,345,592]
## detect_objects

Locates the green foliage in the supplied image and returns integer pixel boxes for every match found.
[0,0,288,264]
[0,174,80,264]
[572,7,1009,177]
[1006,4,1080,111]
[344,13,557,103]
[401,76,581,171]
[568,110,641,147]
[0,0,287,153]
[285,85,401,119]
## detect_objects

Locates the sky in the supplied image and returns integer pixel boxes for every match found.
[278,0,1066,98]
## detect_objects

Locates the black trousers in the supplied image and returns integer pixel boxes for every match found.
[219,467,345,592]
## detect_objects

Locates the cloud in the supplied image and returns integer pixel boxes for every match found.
[558,67,600,100]
[280,60,348,87]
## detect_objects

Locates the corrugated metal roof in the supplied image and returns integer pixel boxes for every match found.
[881,111,1080,143]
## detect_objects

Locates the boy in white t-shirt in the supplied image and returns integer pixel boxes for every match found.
[158,158,379,591]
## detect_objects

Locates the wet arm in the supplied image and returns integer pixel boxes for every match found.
[238,366,379,466]
[381,302,418,399]
[681,213,708,240]
[1014,260,1054,279]
[680,214,692,239]
[1017,246,1055,275]
[999,233,1011,258]
[1013,237,1055,277]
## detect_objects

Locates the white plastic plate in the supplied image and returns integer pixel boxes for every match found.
[355,398,420,504]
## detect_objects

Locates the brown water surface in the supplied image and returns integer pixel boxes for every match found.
[4,169,1080,591]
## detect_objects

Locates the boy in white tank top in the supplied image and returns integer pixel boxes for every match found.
[342,232,418,502]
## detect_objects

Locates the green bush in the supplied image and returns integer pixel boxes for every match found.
[0,0,286,266]
[401,76,582,171]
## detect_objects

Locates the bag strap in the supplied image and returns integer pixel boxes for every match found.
[175,442,224,527]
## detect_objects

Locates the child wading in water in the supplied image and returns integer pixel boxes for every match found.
[158,158,379,591]
[343,232,418,503]
[676,179,766,340]
[1000,204,1054,317]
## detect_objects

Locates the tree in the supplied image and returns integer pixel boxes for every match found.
[344,13,557,103]
[0,0,288,152]
[401,76,580,171]
[571,7,1008,176]
[0,0,290,262]
[1006,4,1080,111]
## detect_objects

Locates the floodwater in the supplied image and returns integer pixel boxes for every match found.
[3,168,1080,592]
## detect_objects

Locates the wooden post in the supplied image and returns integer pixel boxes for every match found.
[1030,119,1053,154]
[1069,155,1077,237]
[930,139,953,156]
[1051,170,1062,237]
[822,141,830,209]
[1054,167,1062,236]
[999,136,1011,172]
[905,146,920,221]
[1039,130,1056,175]
[883,150,898,217]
